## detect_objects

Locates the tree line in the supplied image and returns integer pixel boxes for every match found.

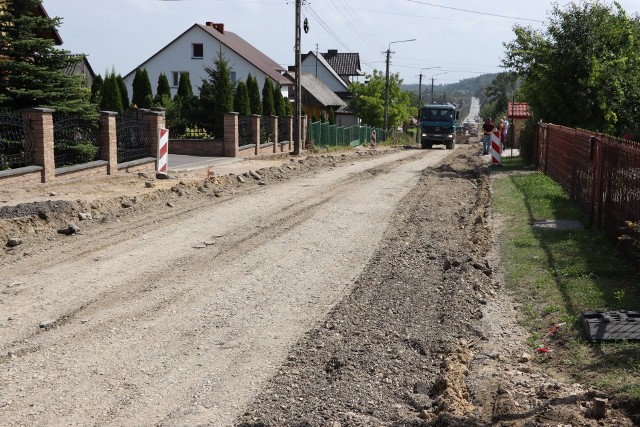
[92,50,293,138]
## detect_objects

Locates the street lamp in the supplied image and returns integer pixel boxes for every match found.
[384,38,416,140]
[430,71,447,103]
[417,66,441,110]
[416,67,440,143]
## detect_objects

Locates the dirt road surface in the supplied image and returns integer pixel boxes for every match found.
[1,143,635,426]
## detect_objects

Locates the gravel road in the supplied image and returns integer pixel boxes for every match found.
[1,143,635,426]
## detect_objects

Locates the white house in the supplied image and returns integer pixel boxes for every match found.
[123,22,291,100]
[300,51,349,97]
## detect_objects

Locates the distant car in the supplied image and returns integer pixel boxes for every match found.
[470,127,478,137]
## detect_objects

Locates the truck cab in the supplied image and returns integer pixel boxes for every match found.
[420,104,459,150]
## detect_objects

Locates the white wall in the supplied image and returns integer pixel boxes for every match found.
[301,55,348,93]
[123,26,289,103]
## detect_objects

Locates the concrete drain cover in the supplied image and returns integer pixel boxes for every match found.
[533,220,584,230]
[582,310,640,340]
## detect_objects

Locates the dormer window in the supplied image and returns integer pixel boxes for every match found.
[192,43,203,58]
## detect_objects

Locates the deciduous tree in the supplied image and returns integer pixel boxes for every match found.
[503,1,640,134]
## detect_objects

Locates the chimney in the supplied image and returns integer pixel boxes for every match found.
[213,23,224,34]
[205,22,224,33]
[327,49,338,56]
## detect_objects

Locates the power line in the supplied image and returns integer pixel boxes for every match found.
[405,0,544,23]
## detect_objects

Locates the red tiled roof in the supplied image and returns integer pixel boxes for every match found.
[507,102,532,118]
[198,24,290,86]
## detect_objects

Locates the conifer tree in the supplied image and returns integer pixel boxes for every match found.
[273,83,286,117]
[262,78,275,116]
[176,72,193,100]
[132,68,152,108]
[99,72,123,112]
[234,81,251,117]
[0,0,96,118]
[328,108,335,125]
[203,49,234,136]
[247,74,262,115]
[154,73,171,107]
[116,74,129,110]
[90,75,104,105]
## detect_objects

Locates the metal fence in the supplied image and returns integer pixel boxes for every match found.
[116,110,152,163]
[238,116,252,147]
[535,123,640,243]
[53,114,100,168]
[260,117,272,144]
[307,121,382,147]
[0,111,34,170]
[278,117,289,142]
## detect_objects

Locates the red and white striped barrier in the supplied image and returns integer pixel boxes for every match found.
[157,128,169,174]
[490,130,501,165]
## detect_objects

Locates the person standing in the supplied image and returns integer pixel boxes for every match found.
[482,117,494,155]
[502,115,509,149]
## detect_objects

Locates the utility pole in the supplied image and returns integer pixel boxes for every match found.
[430,76,434,103]
[293,0,302,155]
[383,47,391,141]
[416,72,423,143]
[383,38,415,141]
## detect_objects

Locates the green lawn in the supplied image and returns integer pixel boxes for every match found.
[492,156,640,397]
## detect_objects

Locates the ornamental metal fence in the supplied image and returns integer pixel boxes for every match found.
[278,117,289,142]
[238,116,252,147]
[116,110,153,163]
[53,114,100,168]
[260,117,272,144]
[0,110,34,170]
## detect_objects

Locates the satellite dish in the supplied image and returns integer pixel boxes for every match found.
[303,18,309,33]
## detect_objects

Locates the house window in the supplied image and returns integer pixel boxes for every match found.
[172,71,188,87]
[192,43,203,58]
[230,72,236,83]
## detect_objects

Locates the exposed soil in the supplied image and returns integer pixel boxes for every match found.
[0,142,636,426]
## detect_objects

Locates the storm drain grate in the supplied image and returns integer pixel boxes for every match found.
[582,310,640,340]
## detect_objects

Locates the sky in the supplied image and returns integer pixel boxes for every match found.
[44,0,640,86]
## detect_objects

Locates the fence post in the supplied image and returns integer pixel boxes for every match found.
[251,115,260,155]
[224,112,239,157]
[301,116,307,150]
[589,136,603,229]
[270,115,278,153]
[23,108,55,183]
[142,109,166,167]
[99,111,118,175]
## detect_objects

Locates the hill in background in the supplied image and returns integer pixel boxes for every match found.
[404,73,498,119]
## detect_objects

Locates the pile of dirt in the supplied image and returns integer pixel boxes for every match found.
[235,144,637,426]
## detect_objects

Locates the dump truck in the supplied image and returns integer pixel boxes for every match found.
[419,103,459,150]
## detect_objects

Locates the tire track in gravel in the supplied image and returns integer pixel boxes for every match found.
[0,148,450,426]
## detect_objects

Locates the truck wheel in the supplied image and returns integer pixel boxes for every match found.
[421,141,432,149]
[446,140,455,150]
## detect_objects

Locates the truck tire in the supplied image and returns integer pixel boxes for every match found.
[446,140,455,150]
[421,141,433,149]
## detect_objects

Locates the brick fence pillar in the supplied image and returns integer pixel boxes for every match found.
[224,112,239,157]
[23,108,55,183]
[270,115,278,153]
[99,111,118,174]
[284,115,293,151]
[142,108,166,169]
[251,115,260,156]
